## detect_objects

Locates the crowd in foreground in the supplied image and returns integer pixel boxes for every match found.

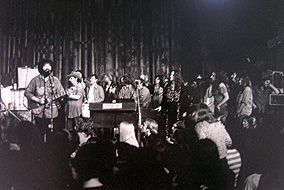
[1,58,284,189]
[0,99,283,189]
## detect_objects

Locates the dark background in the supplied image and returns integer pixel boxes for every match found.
[0,0,284,86]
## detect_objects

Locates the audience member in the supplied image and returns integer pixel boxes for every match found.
[192,139,235,189]
[140,118,158,147]
[13,121,47,189]
[236,74,253,123]
[192,103,232,160]
[156,70,183,139]
[72,139,116,189]
[211,70,230,124]
[118,121,139,147]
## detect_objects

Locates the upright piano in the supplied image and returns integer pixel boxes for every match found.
[89,100,137,128]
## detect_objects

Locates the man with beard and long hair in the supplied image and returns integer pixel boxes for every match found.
[25,59,65,142]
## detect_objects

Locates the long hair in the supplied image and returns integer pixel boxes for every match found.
[167,71,182,91]
[119,121,139,147]
[192,103,216,123]
[240,75,252,89]
[154,75,164,87]
[212,70,227,93]
[143,118,158,135]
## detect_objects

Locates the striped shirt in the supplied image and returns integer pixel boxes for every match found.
[227,149,242,187]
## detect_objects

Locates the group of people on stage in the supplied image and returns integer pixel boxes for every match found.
[0,58,283,189]
[23,59,284,141]
[23,59,185,142]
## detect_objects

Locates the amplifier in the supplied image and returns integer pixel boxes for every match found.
[9,89,29,110]
[269,94,284,105]
[17,67,39,89]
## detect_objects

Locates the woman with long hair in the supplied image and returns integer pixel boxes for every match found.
[152,75,164,109]
[236,74,253,123]
[211,70,230,124]
[119,121,139,148]
[156,70,183,139]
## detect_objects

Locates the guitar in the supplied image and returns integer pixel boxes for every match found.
[29,91,67,115]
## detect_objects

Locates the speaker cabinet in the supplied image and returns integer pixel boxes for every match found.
[269,94,284,105]
[17,67,39,89]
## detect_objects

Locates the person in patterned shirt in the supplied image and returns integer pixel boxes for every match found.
[118,76,136,100]
[25,59,65,142]
[66,71,85,131]
[192,103,232,160]
[156,70,183,139]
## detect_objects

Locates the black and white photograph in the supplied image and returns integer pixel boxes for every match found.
[0,0,284,189]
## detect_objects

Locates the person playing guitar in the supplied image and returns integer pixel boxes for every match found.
[24,59,65,142]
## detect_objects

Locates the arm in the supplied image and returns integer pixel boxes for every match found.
[269,83,280,94]
[237,87,252,115]
[67,86,83,100]
[68,94,81,100]
[97,86,105,102]
[54,76,65,95]
[220,122,232,147]
[225,130,232,148]
[24,78,45,105]
[237,103,246,115]
[217,92,229,110]
[118,86,125,99]
[216,83,229,110]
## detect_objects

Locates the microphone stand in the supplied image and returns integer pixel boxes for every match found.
[49,74,55,132]
[0,98,21,121]
[43,75,47,142]
[136,88,142,145]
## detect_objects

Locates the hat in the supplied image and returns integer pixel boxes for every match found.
[67,71,82,80]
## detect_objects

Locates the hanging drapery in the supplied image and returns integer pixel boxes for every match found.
[0,0,205,88]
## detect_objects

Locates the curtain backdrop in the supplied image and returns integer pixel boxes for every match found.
[0,0,206,87]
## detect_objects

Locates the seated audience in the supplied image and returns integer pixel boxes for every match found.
[192,139,235,189]
[13,121,47,190]
[72,139,116,189]
[140,118,159,147]
[46,129,78,189]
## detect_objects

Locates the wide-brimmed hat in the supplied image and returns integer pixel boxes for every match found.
[67,71,82,80]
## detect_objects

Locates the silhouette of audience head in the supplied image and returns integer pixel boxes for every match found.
[119,121,139,147]
[142,118,158,137]
[191,103,216,123]
[72,139,115,184]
